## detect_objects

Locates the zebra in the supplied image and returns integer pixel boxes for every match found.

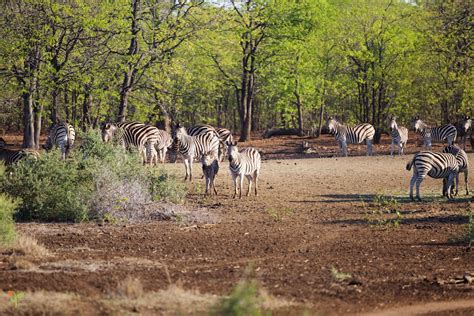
[169,124,221,163]
[102,122,159,164]
[410,117,457,151]
[406,151,459,201]
[0,148,40,165]
[145,128,173,165]
[201,151,219,195]
[389,116,408,156]
[215,127,233,161]
[442,145,469,196]
[456,115,472,151]
[172,123,220,181]
[43,122,75,160]
[325,117,375,156]
[226,141,261,199]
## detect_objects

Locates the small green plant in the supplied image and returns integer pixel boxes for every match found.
[211,279,268,316]
[363,193,403,228]
[331,267,351,282]
[266,207,293,222]
[0,166,17,246]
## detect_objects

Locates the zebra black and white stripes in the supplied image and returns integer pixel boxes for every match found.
[0,147,39,165]
[326,117,375,156]
[389,117,408,156]
[442,145,469,196]
[102,122,159,164]
[43,122,76,160]
[201,151,219,195]
[172,123,220,181]
[411,117,457,150]
[145,129,172,165]
[216,127,233,161]
[226,141,261,199]
[406,151,459,201]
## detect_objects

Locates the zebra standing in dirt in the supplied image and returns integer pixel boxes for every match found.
[201,151,219,195]
[145,128,173,165]
[326,117,375,156]
[456,115,472,151]
[411,117,457,151]
[406,151,459,201]
[226,141,261,199]
[442,145,469,196]
[215,127,233,161]
[172,123,220,181]
[389,116,408,156]
[43,122,76,160]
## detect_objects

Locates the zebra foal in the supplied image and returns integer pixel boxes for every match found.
[172,123,220,181]
[442,145,469,196]
[406,151,459,201]
[226,141,261,199]
[326,117,375,156]
[0,147,40,165]
[411,117,457,150]
[43,122,76,160]
[201,151,219,195]
[389,116,408,156]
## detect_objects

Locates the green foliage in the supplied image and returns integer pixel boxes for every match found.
[0,129,186,223]
[211,279,269,316]
[0,166,17,246]
[363,193,403,228]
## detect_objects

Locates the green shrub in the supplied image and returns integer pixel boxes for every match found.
[211,279,268,316]
[0,129,187,223]
[0,166,17,246]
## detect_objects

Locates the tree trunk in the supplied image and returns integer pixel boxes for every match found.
[22,92,35,148]
[51,88,59,123]
[82,89,92,132]
[317,102,325,138]
[33,98,43,149]
[72,90,77,125]
[64,87,70,122]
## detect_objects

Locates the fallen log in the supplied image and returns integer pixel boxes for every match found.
[262,128,304,139]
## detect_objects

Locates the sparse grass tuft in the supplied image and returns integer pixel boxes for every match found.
[363,193,403,228]
[266,207,293,222]
[12,235,51,258]
[115,275,144,299]
[331,267,352,282]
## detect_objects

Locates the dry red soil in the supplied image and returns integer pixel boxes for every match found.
[1,133,473,315]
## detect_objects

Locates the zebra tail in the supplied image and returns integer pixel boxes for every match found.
[406,158,414,171]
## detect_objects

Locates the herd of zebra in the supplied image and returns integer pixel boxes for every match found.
[326,115,471,201]
[0,115,472,200]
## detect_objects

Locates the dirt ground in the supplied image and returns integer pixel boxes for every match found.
[1,133,474,315]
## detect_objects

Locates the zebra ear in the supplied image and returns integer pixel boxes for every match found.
[105,123,111,129]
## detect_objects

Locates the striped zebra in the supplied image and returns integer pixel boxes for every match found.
[389,116,408,156]
[0,147,40,165]
[145,129,172,165]
[216,127,233,161]
[172,123,220,181]
[411,117,457,150]
[102,122,159,164]
[406,151,459,201]
[442,145,469,196]
[226,141,261,199]
[326,117,375,156]
[201,151,219,195]
[43,122,76,160]
[456,115,472,151]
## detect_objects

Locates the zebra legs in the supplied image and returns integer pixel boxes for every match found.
[254,170,259,196]
[246,175,253,196]
[339,141,348,157]
[390,141,394,157]
[366,139,373,156]
[231,174,239,199]
[464,170,469,195]
[409,173,424,201]
[184,157,193,181]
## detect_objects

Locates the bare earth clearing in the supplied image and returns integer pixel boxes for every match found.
[1,134,473,315]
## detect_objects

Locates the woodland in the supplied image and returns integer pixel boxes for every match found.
[0,0,471,146]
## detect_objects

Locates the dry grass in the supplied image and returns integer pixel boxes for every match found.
[115,275,144,299]
[10,234,51,258]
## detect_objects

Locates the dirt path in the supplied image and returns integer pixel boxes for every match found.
[1,136,473,315]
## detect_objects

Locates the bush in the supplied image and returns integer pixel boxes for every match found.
[0,129,187,222]
[0,166,17,246]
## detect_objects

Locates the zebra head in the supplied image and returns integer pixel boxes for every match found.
[201,151,218,167]
[460,115,472,133]
[389,116,397,131]
[411,116,424,132]
[325,117,338,134]
[101,123,117,143]
[225,141,239,162]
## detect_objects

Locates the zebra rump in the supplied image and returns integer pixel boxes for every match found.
[43,122,76,159]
